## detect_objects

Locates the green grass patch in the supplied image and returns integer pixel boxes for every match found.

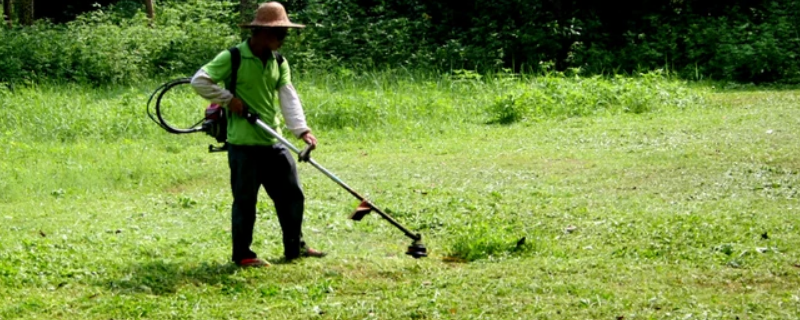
[446,222,533,262]
[1,72,799,319]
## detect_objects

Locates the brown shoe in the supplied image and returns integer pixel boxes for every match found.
[301,247,327,258]
[236,258,270,268]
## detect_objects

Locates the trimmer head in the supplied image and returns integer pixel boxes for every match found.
[406,240,428,259]
[351,200,428,258]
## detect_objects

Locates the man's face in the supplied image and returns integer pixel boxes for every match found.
[254,27,289,51]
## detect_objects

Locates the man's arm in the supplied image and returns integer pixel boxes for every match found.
[277,58,312,138]
[190,49,236,108]
[191,69,233,106]
[279,83,311,138]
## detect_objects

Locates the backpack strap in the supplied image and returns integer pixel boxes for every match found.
[273,52,286,90]
[228,48,281,94]
[228,46,241,97]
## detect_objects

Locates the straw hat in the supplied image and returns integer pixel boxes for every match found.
[239,2,305,29]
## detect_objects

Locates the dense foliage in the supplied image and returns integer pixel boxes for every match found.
[1,0,799,84]
[284,0,800,83]
[0,0,239,84]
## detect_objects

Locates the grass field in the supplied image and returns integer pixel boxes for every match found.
[1,72,799,319]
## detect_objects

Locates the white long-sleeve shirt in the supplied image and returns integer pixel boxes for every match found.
[190,69,311,138]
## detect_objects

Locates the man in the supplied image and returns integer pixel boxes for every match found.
[190,2,325,267]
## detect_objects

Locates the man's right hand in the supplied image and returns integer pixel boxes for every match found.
[228,97,246,116]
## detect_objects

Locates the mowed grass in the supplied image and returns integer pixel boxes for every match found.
[1,73,799,319]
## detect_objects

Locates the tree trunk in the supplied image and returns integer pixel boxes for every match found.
[144,0,154,21]
[3,0,12,27]
[14,0,32,26]
[143,0,154,26]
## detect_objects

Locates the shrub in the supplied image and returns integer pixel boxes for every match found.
[4,0,800,84]
[0,0,238,84]
[485,70,708,124]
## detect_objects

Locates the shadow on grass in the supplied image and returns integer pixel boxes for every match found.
[95,260,248,295]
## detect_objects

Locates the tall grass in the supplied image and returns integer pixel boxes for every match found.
[0,69,709,145]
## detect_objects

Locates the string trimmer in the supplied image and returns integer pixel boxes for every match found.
[146,79,428,259]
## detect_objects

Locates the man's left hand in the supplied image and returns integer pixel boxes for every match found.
[301,132,317,150]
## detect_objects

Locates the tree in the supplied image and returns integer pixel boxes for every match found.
[3,0,11,27]
[144,0,154,21]
[143,0,154,26]
[14,0,32,26]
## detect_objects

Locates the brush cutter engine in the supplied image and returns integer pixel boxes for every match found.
[202,104,227,144]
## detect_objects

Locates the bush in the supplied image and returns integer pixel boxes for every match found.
[0,0,239,84]
[485,70,708,124]
[3,0,799,84]
[285,0,800,83]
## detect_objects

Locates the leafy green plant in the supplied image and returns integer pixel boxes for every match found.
[486,92,530,125]
[447,222,531,262]
[484,70,708,124]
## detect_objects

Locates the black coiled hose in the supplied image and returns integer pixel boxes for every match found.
[146,77,205,134]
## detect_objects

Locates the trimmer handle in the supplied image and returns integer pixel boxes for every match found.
[298,145,312,162]
[247,110,312,162]
[244,111,258,123]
